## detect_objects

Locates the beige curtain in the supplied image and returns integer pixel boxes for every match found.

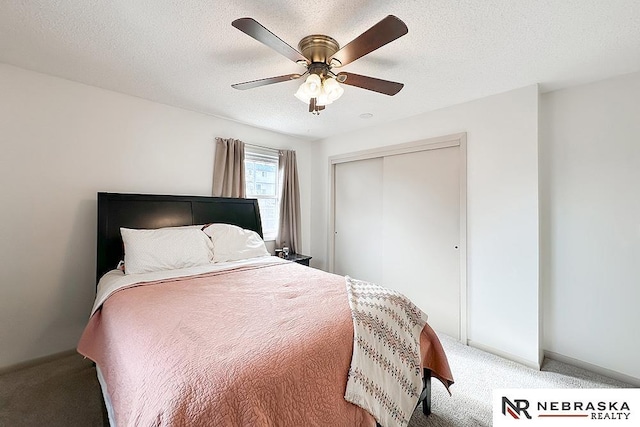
[276,150,301,253]
[212,137,246,198]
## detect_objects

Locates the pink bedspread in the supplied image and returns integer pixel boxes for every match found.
[78,262,453,426]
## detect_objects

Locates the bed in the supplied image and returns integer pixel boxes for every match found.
[78,192,453,427]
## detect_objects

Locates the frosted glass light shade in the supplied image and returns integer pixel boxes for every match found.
[323,77,344,102]
[294,85,311,103]
[302,74,321,97]
[295,74,323,104]
[316,89,331,106]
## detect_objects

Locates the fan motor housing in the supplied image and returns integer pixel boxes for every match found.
[298,35,340,64]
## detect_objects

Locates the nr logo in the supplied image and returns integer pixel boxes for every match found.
[502,397,532,419]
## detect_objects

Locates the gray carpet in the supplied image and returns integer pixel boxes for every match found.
[0,353,105,427]
[410,335,632,426]
[0,336,632,426]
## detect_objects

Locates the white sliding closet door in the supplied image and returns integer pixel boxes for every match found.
[332,141,462,339]
[334,158,383,284]
[382,147,460,338]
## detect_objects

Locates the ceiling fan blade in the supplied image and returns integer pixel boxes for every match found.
[336,72,404,96]
[329,15,408,67]
[231,73,302,90]
[232,18,308,64]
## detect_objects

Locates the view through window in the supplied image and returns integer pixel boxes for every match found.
[245,148,279,240]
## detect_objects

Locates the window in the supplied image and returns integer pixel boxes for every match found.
[245,147,279,240]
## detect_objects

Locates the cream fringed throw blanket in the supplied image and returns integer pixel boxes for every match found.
[344,276,429,427]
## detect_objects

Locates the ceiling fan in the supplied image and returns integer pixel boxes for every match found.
[231,15,408,114]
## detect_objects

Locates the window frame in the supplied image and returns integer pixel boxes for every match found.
[244,146,280,241]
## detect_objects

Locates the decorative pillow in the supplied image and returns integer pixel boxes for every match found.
[121,226,214,274]
[202,223,270,263]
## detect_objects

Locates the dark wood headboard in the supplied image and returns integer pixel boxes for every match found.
[96,192,263,284]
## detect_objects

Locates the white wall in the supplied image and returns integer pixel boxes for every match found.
[311,85,540,367]
[540,71,640,379]
[0,64,311,368]
[7,59,634,380]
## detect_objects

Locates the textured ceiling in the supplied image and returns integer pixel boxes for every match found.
[1,1,639,140]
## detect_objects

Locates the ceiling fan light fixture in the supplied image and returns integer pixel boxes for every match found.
[295,76,343,109]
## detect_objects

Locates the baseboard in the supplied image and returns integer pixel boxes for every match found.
[0,349,77,375]
[543,350,640,387]
[468,340,541,370]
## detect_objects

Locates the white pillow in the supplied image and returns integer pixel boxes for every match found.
[203,223,270,263]
[121,226,214,274]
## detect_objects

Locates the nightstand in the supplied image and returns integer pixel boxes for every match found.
[286,253,312,266]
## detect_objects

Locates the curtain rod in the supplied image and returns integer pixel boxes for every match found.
[215,138,284,153]
[245,142,281,153]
